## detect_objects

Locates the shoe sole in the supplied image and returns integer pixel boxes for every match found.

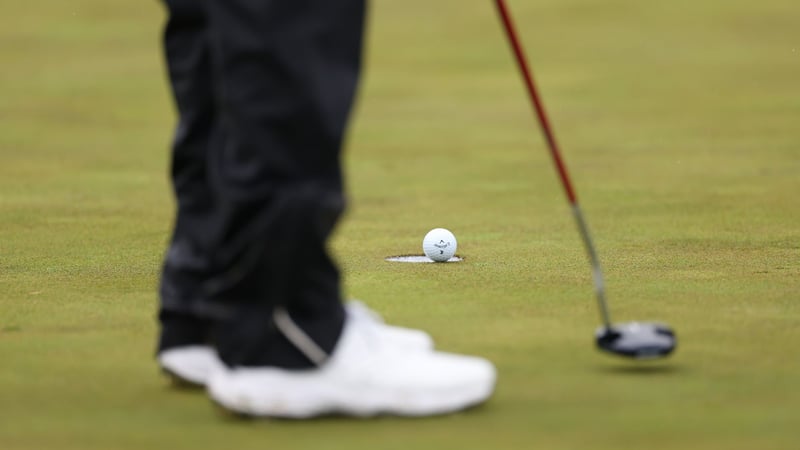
[207,368,496,419]
[158,347,224,387]
[162,367,206,389]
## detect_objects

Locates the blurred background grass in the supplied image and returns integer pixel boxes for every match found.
[0,1,798,449]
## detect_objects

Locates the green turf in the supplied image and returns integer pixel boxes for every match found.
[1,1,798,449]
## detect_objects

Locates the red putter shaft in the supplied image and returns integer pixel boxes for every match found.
[494,0,612,327]
[495,1,680,354]
[493,0,578,205]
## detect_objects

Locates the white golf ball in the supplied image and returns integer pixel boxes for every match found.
[422,228,457,262]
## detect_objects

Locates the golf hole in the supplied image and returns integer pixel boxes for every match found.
[385,255,463,263]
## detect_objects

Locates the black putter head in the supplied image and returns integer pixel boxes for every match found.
[595,322,676,359]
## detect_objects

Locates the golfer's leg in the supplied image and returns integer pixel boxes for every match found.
[158,0,218,352]
[200,0,366,368]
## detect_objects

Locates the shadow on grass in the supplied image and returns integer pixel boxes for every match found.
[594,363,687,376]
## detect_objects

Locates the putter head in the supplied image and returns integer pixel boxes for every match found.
[595,322,676,359]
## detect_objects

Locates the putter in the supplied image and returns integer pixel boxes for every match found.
[494,0,676,359]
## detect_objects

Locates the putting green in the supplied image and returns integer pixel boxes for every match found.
[0,1,798,449]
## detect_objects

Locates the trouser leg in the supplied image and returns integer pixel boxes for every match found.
[162,0,367,368]
[158,0,217,351]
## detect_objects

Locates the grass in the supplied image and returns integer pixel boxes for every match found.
[0,1,798,449]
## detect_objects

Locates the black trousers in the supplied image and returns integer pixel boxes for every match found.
[158,0,366,368]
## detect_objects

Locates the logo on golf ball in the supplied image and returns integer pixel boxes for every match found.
[423,228,457,262]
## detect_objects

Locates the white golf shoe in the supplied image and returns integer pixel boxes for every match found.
[207,315,496,418]
[343,300,434,351]
[159,345,226,387]
[158,301,434,387]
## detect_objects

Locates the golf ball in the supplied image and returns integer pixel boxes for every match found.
[422,228,457,262]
